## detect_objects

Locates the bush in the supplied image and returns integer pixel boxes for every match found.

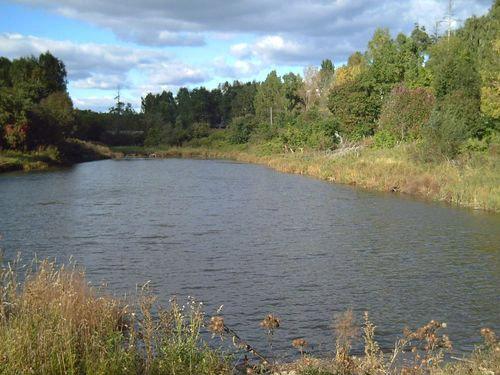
[328,79,380,139]
[228,115,255,144]
[191,122,211,139]
[378,85,434,141]
[278,111,340,151]
[373,129,397,149]
[421,90,481,159]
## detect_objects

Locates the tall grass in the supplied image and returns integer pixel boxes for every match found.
[0,257,230,375]
[0,257,498,374]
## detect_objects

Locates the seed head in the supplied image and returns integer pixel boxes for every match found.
[260,314,280,331]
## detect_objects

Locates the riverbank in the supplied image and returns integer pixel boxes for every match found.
[0,139,122,173]
[0,258,498,375]
[113,143,500,213]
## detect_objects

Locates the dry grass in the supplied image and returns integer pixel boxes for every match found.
[0,257,231,375]
[0,257,498,374]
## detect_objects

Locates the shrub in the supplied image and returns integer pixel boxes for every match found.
[278,110,340,151]
[378,85,435,141]
[328,79,380,139]
[228,115,255,144]
[373,129,397,148]
[191,122,211,139]
[4,122,28,150]
[422,90,481,159]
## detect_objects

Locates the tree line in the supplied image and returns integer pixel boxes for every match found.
[1,0,498,160]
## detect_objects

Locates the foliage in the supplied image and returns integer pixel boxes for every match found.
[373,129,397,149]
[428,36,481,102]
[1,0,498,165]
[254,70,284,124]
[228,115,255,144]
[328,79,380,139]
[279,109,340,151]
[378,85,435,141]
[422,90,481,159]
[422,35,483,158]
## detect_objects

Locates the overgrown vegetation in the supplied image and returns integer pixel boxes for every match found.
[0,257,498,374]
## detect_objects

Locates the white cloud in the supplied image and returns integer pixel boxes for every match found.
[230,43,251,58]
[213,57,261,78]
[12,0,491,52]
[0,33,207,89]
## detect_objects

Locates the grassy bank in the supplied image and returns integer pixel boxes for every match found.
[114,142,500,213]
[0,139,122,173]
[0,257,498,375]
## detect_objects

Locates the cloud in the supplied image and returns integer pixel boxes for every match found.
[71,74,129,90]
[229,34,357,65]
[213,57,261,78]
[12,0,492,54]
[72,96,118,112]
[0,33,207,90]
[146,62,207,86]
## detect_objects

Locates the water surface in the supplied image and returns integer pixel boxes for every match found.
[1,158,499,357]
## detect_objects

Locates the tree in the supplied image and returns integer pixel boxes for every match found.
[175,87,193,127]
[422,36,483,157]
[301,66,320,110]
[378,85,435,141]
[0,57,12,88]
[26,91,74,148]
[328,79,380,138]
[282,72,304,114]
[319,59,335,89]
[427,36,481,102]
[141,91,177,124]
[334,52,366,87]
[254,71,284,125]
[37,52,67,96]
[365,28,401,99]
[458,0,500,121]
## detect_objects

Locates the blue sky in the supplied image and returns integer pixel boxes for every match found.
[0,0,492,111]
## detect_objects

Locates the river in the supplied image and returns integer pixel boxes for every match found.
[0,158,499,358]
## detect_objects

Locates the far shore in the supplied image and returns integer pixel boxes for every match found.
[2,142,499,213]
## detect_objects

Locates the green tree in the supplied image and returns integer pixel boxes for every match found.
[37,52,67,96]
[378,85,435,142]
[175,87,193,127]
[328,79,380,138]
[282,72,304,114]
[254,71,284,125]
[423,36,482,157]
[0,57,12,88]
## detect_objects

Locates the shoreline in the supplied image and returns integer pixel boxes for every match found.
[2,142,499,213]
[0,139,123,173]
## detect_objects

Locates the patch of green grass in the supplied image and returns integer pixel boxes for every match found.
[0,147,60,172]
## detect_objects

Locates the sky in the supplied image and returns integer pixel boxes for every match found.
[0,0,493,112]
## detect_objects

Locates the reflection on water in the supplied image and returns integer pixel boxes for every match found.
[0,158,499,357]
